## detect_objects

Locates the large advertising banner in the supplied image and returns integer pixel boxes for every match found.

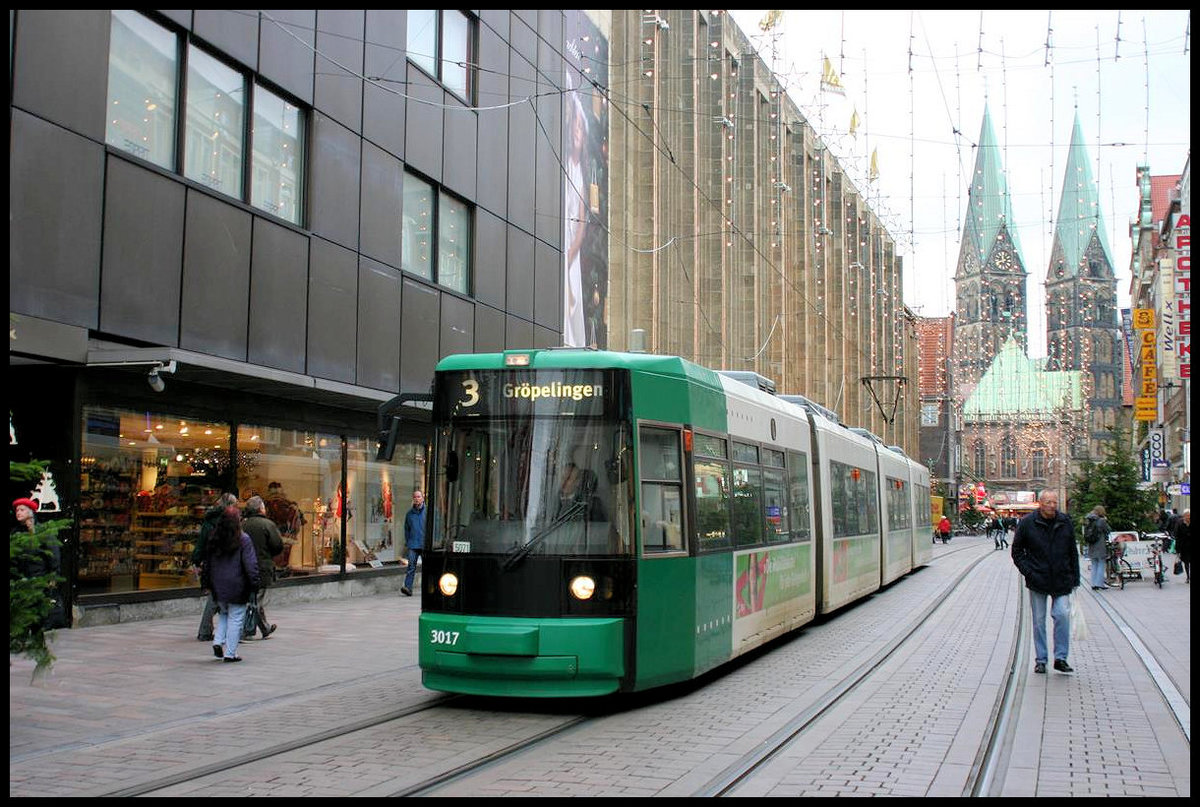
[563,12,610,348]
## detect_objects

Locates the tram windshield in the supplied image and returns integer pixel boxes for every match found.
[431,369,634,559]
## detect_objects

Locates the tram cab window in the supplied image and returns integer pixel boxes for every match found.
[639,426,685,553]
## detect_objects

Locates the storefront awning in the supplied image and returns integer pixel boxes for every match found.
[84,344,426,419]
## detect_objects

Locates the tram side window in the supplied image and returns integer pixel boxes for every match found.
[763,467,789,543]
[731,466,763,546]
[786,451,812,542]
[639,427,684,553]
[886,477,911,531]
[830,461,879,538]
[693,434,731,551]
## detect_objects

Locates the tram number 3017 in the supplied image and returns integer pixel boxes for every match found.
[430,630,461,646]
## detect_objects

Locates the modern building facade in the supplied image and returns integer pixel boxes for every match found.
[10,9,573,624]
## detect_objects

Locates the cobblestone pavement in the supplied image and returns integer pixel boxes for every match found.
[9,537,1190,797]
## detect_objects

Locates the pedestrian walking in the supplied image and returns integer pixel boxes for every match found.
[1082,504,1111,590]
[1173,508,1190,583]
[1011,490,1079,674]
[401,489,426,597]
[937,515,951,544]
[241,495,283,638]
[999,515,1013,549]
[201,506,260,662]
[192,492,239,642]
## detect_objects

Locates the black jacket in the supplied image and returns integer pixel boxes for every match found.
[242,513,284,586]
[1011,508,1080,596]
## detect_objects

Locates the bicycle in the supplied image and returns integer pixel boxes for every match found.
[1104,540,1133,589]
[1145,532,1167,588]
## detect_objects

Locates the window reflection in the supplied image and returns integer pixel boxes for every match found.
[403,173,434,279]
[184,45,244,197]
[251,85,304,225]
[106,10,177,170]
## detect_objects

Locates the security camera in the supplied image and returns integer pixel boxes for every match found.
[147,367,166,392]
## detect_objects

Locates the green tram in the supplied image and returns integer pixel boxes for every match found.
[412,349,931,697]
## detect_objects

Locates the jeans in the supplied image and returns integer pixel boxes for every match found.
[404,547,423,591]
[214,601,249,659]
[1089,557,1107,587]
[197,593,218,640]
[1029,589,1071,663]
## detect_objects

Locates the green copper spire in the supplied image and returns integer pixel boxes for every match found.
[957,104,1024,275]
[1051,112,1114,276]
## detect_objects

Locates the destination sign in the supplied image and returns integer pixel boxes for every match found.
[438,369,614,419]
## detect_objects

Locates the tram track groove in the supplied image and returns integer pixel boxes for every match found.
[696,546,1006,796]
[104,694,460,798]
[388,714,593,797]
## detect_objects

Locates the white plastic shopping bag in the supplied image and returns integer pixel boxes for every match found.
[1069,594,1088,641]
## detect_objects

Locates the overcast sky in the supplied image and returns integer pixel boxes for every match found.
[729,10,1190,357]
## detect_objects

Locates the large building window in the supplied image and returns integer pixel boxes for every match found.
[250,85,305,225]
[407,9,475,101]
[106,10,178,170]
[438,191,471,294]
[184,45,245,197]
[403,171,473,292]
[105,12,307,226]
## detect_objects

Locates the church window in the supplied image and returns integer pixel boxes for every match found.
[1001,435,1016,478]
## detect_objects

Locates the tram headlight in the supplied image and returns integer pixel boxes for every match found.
[568,575,596,600]
[438,572,459,596]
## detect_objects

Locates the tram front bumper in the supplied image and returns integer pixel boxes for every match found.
[418,614,625,697]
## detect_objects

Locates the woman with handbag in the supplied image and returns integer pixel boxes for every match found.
[203,506,260,662]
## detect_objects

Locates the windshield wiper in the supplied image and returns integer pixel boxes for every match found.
[502,500,587,570]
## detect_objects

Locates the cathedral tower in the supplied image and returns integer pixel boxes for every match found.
[1044,112,1122,457]
[953,105,1029,405]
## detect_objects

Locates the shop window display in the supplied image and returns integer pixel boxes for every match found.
[77,406,426,596]
[79,407,230,594]
[235,427,425,574]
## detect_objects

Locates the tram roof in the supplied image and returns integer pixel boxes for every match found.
[436,349,724,388]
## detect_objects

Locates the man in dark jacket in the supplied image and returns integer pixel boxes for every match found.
[1012,490,1079,674]
[242,495,284,638]
[401,489,425,597]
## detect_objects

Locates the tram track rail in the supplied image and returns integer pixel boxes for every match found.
[105,693,460,798]
[693,546,1008,796]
